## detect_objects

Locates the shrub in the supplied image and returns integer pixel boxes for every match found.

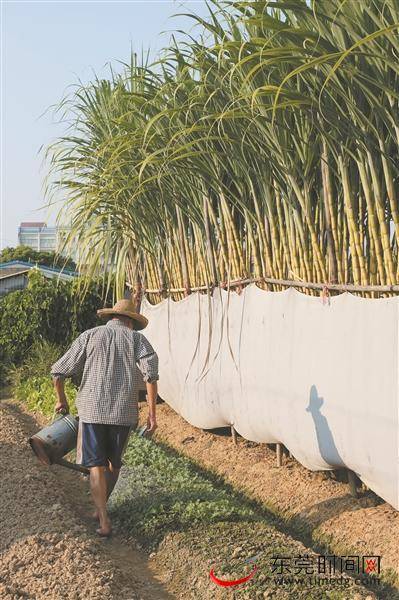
[10,339,79,417]
[9,340,65,386]
[0,270,112,377]
[14,376,77,417]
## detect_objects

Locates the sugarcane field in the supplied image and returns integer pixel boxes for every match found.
[1,1,399,599]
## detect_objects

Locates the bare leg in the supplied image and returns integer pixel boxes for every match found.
[92,463,120,520]
[90,466,112,535]
[106,464,120,496]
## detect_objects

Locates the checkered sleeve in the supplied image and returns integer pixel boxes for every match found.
[50,331,88,379]
[134,332,159,383]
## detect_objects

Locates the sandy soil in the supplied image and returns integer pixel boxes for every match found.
[0,399,173,600]
[149,402,399,586]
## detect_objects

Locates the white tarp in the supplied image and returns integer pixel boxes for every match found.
[141,285,399,510]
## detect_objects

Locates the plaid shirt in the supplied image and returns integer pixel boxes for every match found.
[50,319,159,426]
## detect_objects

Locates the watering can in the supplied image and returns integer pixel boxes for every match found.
[29,413,89,475]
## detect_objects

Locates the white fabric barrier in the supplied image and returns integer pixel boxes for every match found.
[141,285,399,510]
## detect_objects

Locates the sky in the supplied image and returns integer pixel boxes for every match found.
[1,0,211,249]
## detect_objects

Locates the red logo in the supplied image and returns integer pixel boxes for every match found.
[365,559,377,574]
[209,565,258,587]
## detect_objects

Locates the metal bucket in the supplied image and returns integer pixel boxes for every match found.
[29,414,89,474]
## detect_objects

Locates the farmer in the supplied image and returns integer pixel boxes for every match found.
[50,298,159,537]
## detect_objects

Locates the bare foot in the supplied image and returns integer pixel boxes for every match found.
[96,521,112,537]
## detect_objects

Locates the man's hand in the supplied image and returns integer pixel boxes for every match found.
[55,398,69,415]
[146,414,157,436]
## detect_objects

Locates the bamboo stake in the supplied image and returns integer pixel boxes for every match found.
[132,277,142,312]
[134,277,399,294]
[276,443,283,467]
[347,470,358,498]
[231,425,237,445]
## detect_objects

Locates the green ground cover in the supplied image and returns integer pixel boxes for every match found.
[109,434,384,599]
[14,376,77,417]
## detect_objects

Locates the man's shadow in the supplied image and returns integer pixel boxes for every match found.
[306,385,343,467]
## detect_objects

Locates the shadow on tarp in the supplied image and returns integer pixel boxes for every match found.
[306,384,343,467]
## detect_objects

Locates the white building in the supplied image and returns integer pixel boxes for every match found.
[18,222,77,260]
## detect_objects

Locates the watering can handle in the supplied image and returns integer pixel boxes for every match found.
[53,406,69,419]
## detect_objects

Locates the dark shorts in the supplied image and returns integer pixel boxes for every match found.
[77,422,132,469]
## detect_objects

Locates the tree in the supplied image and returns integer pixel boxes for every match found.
[0,246,77,272]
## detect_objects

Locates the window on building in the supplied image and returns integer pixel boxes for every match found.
[40,240,55,249]
[21,237,38,246]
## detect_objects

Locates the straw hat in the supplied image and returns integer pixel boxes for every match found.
[97,299,148,330]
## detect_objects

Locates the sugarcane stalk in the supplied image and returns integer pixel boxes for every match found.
[203,194,218,284]
[379,139,399,259]
[338,157,367,286]
[366,151,395,284]
[176,206,191,294]
[321,139,338,283]
[357,158,387,285]
[288,176,327,282]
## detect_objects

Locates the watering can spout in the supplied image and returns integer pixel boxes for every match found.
[29,414,89,475]
[53,457,89,475]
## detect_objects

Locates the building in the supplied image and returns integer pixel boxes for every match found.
[18,222,57,252]
[0,261,78,296]
[18,222,77,260]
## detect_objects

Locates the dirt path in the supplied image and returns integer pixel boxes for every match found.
[150,402,399,586]
[0,399,173,600]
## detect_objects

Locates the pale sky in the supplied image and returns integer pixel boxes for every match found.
[1,0,210,249]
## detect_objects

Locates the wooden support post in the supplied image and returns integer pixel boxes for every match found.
[276,443,283,467]
[133,278,142,313]
[347,470,358,498]
[231,425,237,445]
